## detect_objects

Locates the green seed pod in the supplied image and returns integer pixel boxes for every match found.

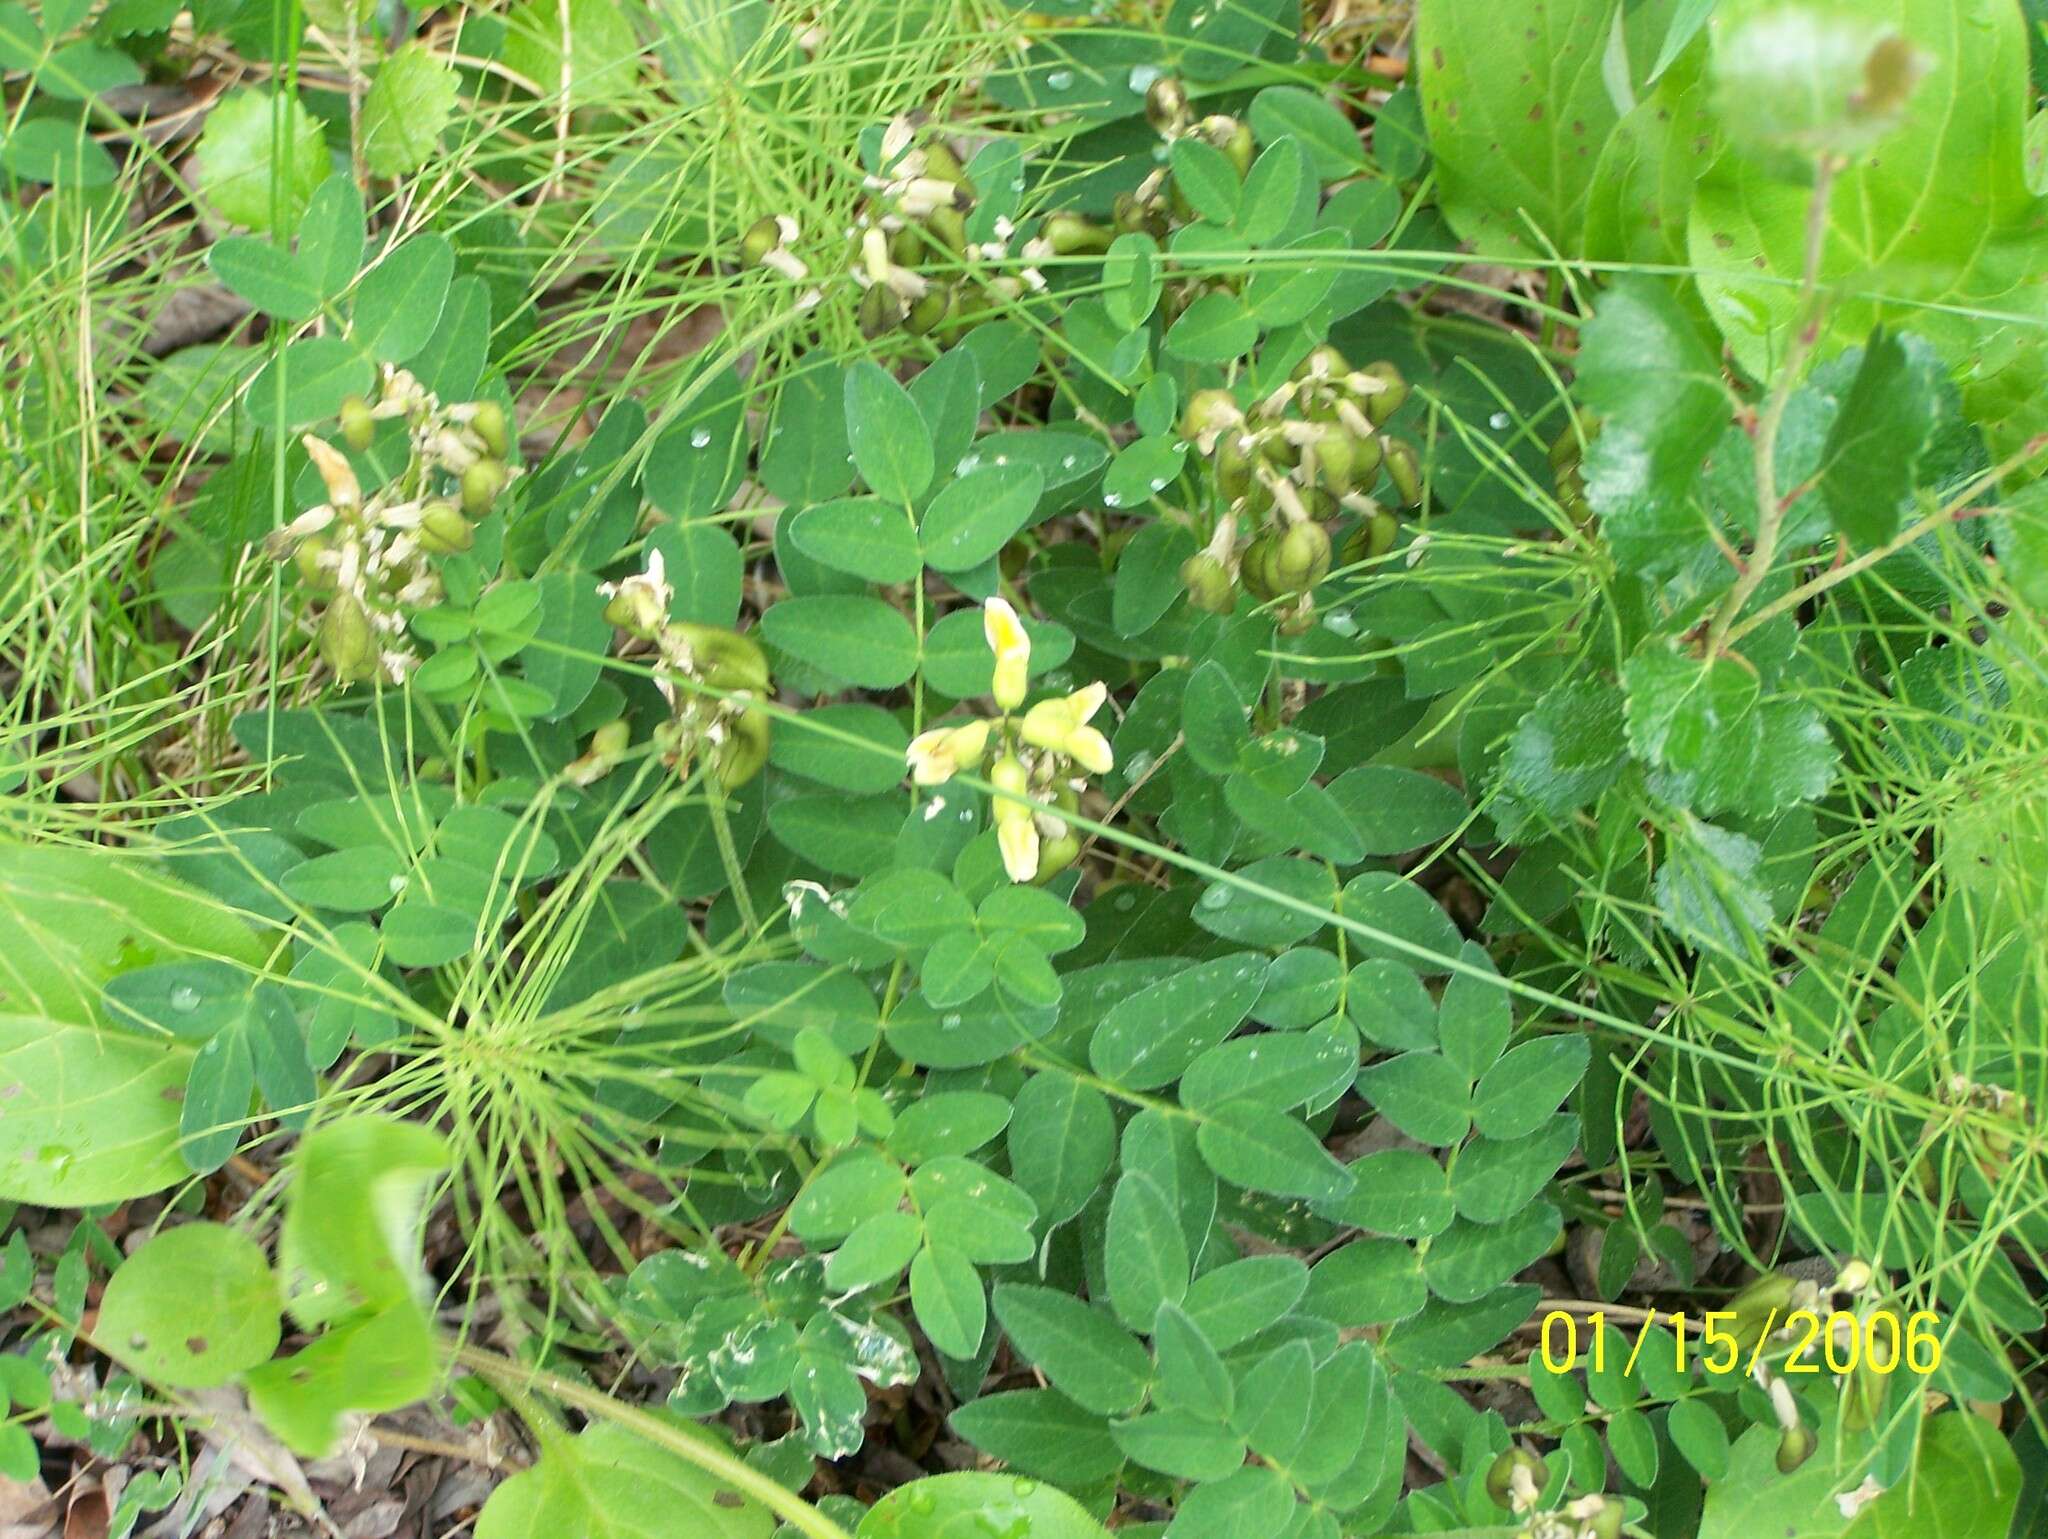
[1776,1423,1816,1475]
[1179,551,1235,613]
[470,400,511,460]
[923,140,965,185]
[318,594,378,683]
[1382,437,1423,508]
[1112,191,1150,235]
[417,502,475,555]
[1045,212,1111,256]
[673,622,773,694]
[1144,75,1188,135]
[1213,118,1254,177]
[1036,833,1081,882]
[1180,388,1241,444]
[1483,1448,1545,1510]
[740,215,784,266]
[1292,343,1351,383]
[714,707,771,789]
[1357,360,1409,426]
[1340,507,1398,567]
[340,394,375,452]
[1728,1273,1799,1351]
[1215,434,1256,501]
[1303,424,1368,495]
[589,719,631,758]
[859,284,904,339]
[1275,519,1332,592]
[1240,533,1280,601]
[889,225,924,268]
[926,205,967,255]
[904,284,954,337]
[461,459,508,517]
[293,535,336,590]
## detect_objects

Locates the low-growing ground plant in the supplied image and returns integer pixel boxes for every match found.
[2,1,2045,1537]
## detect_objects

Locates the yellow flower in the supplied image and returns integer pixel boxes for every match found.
[989,754,1039,882]
[983,596,1031,711]
[906,719,991,786]
[1017,684,1114,774]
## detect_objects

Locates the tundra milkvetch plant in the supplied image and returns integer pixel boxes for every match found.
[906,597,1114,883]
[264,368,517,683]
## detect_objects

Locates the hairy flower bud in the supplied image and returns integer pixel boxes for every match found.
[340,394,375,452]
[1180,551,1235,613]
[1382,436,1422,508]
[1275,519,1332,592]
[462,458,508,516]
[1355,360,1408,426]
[470,400,511,460]
[416,502,474,555]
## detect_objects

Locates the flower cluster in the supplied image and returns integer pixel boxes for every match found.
[906,598,1113,884]
[264,368,516,685]
[1176,343,1421,633]
[596,551,774,790]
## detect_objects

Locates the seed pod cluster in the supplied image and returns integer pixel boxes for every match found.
[1173,344,1422,632]
[598,552,776,791]
[265,369,520,685]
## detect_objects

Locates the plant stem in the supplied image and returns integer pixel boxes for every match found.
[454,1345,858,1539]
[1704,154,1842,659]
[1724,432,2048,647]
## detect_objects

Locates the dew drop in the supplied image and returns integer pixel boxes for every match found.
[1199,885,1233,909]
[1322,609,1360,636]
[1113,892,1137,912]
[690,427,713,449]
[941,1013,963,1029]
[169,985,201,1013]
[1128,64,1162,93]
[1103,491,1124,507]
[1488,411,1511,430]
[1046,69,1075,90]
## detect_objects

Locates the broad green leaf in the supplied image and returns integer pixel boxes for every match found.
[910,1242,987,1358]
[1007,1074,1115,1228]
[1688,0,2042,455]
[276,1116,448,1328]
[245,336,375,433]
[1501,681,1629,820]
[1655,817,1771,952]
[789,497,920,584]
[245,1299,438,1457]
[856,1471,1108,1539]
[1316,1148,1456,1238]
[362,43,459,177]
[1180,1256,1308,1350]
[1102,233,1162,331]
[1104,1172,1189,1333]
[208,237,320,321]
[500,0,641,105]
[1108,1410,1247,1482]
[788,1149,907,1241]
[886,1091,1010,1164]
[1178,1023,1357,1114]
[921,464,1044,572]
[1416,0,1622,255]
[845,361,935,506]
[1249,86,1369,180]
[1326,766,1468,855]
[1168,1463,1294,1536]
[296,174,365,300]
[1164,293,1259,364]
[1435,943,1510,1080]
[769,704,910,795]
[1194,1100,1354,1201]
[1237,136,1312,246]
[1150,1303,1232,1419]
[645,520,744,627]
[1089,953,1269,1090]
[1472,1037,1591,1140]
[1622,643,1762,811]
[475,1423,773,1539]
[280,845,407,911]
[0,1014,193,1205]
[948,1390,1124,1483]
[1356,1050,1471,1147]
[1575,276,1730,574]
[97,1223,280,1387]
[1585,28,1717,268]
[993,1283,1152,1415]
[1816,329,1939,547]
[194,87,329,232]
[1169,137,1241,223]
[353,236,455,365]
[1193,857,1335,947]
[761,596,918,688]
[1421,1205,1560,1302]
[1338,872,1463,973]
